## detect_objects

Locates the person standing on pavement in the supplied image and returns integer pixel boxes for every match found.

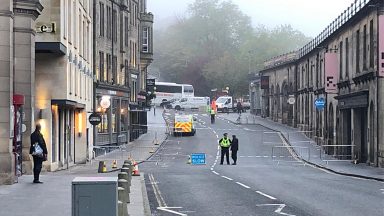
[231,135,239,165]
[219,133,231,165]
[30,124,48,183]
[210,108,216,124]
[237,101,243,114]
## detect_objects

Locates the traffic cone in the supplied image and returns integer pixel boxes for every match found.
[132,160,140,176]
[112,160,117,169]
[102,161,107,173]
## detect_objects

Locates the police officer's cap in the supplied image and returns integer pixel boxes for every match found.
[223,133,228,136]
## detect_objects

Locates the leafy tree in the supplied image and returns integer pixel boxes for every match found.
[151,0,311,96]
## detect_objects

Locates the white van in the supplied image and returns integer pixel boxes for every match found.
[216,96,234,112]
[171,97,210,110]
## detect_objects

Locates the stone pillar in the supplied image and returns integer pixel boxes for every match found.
[13,0,43,175]
[0,0,14,185]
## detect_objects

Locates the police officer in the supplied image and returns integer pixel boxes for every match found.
[210,108,216,124]
[219,133,231,165]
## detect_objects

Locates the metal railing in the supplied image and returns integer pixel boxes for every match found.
[272,146,310,164]
[319,145,355,164]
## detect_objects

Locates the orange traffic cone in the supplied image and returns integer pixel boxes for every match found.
[112,160,117,169]
[132,160,140,176]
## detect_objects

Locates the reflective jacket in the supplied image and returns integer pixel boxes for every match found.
[219,137,231,148]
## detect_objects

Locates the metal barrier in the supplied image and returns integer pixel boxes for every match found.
[319,145,355,164]
[272,146,310,164]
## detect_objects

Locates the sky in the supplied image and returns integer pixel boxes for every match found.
[147,0,355,37]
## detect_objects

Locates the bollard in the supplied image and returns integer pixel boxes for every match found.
[118,201,123,216]
[118,187,128,216]
[119,179,130,203]
[119,171,130,192]
[121,168,132,186]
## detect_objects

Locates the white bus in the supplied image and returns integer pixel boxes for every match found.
[153,82,194,106]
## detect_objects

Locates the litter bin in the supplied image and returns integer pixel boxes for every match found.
[72,177,118,216]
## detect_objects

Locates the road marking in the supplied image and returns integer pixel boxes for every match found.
[212,171,220,175]
[236,182,250,189]
[381,189,384,194]
[221,176,233,181]
[157,207,187,216]
[256,204,295,216]
[149,173,167,207]
[256,191,277,200]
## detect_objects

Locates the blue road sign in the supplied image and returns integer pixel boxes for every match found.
[191,153,206,165]
[315,98,325,110]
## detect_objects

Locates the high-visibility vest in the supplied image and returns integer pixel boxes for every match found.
[220,138,231,147]
[210,109,215,115]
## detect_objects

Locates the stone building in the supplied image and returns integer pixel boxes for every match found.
[0,0,43,184]
[34,0,93,171]
[256,0,384,167]
[93,0,153,147]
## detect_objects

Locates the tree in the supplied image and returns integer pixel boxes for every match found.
[151,0,311,96]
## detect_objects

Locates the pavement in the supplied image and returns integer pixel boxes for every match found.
[0,107,167,216]
[217,111,384,181]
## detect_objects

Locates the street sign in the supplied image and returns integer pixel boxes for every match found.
[287,95,295,105]
[89,113,102,126]
[146,79,155,87]
[314,98,325,110]
[191,153,206,165]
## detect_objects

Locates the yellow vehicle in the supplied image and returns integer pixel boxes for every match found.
[173,114,196,136]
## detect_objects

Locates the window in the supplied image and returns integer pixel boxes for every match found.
[74,3,77,48]
[107,54,112,83]
[155,85,182,93]
[339,41,343,80]
[346,37,349,78]
[356,29,360,73]
[83,19,86,58]
[131,79,137,102]
[99,3,104,37]
[142,27,149,52]
[99,51,104,81]
[107,6,112,39]
[369,20,374,68]
[112,56,117,84]
[63,0,67,39]
[68,0,71,42]
[125,16,129,47]
[183,85,194,93]
[125,60,129,86]
[363,25,367,69]
[120,100,129,132]
[113,9,117,42]
[79,11,82,54]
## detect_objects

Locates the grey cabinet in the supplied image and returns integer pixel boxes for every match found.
[72,177,118,216]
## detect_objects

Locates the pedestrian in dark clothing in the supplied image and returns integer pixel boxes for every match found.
[30,124,48,183]
[237,101,242,114]
[219,133,231,165]
[231,135,239,165]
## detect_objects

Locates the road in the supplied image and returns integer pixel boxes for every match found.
[141,110,384,216]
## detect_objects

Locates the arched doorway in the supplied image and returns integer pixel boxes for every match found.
[270,85,274,119]
[276,84,280,121]
[282,82,289,124]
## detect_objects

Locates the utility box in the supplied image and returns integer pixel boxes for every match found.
[72,177,118,216]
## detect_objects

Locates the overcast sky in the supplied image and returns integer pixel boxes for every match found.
[147,0,355,37]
